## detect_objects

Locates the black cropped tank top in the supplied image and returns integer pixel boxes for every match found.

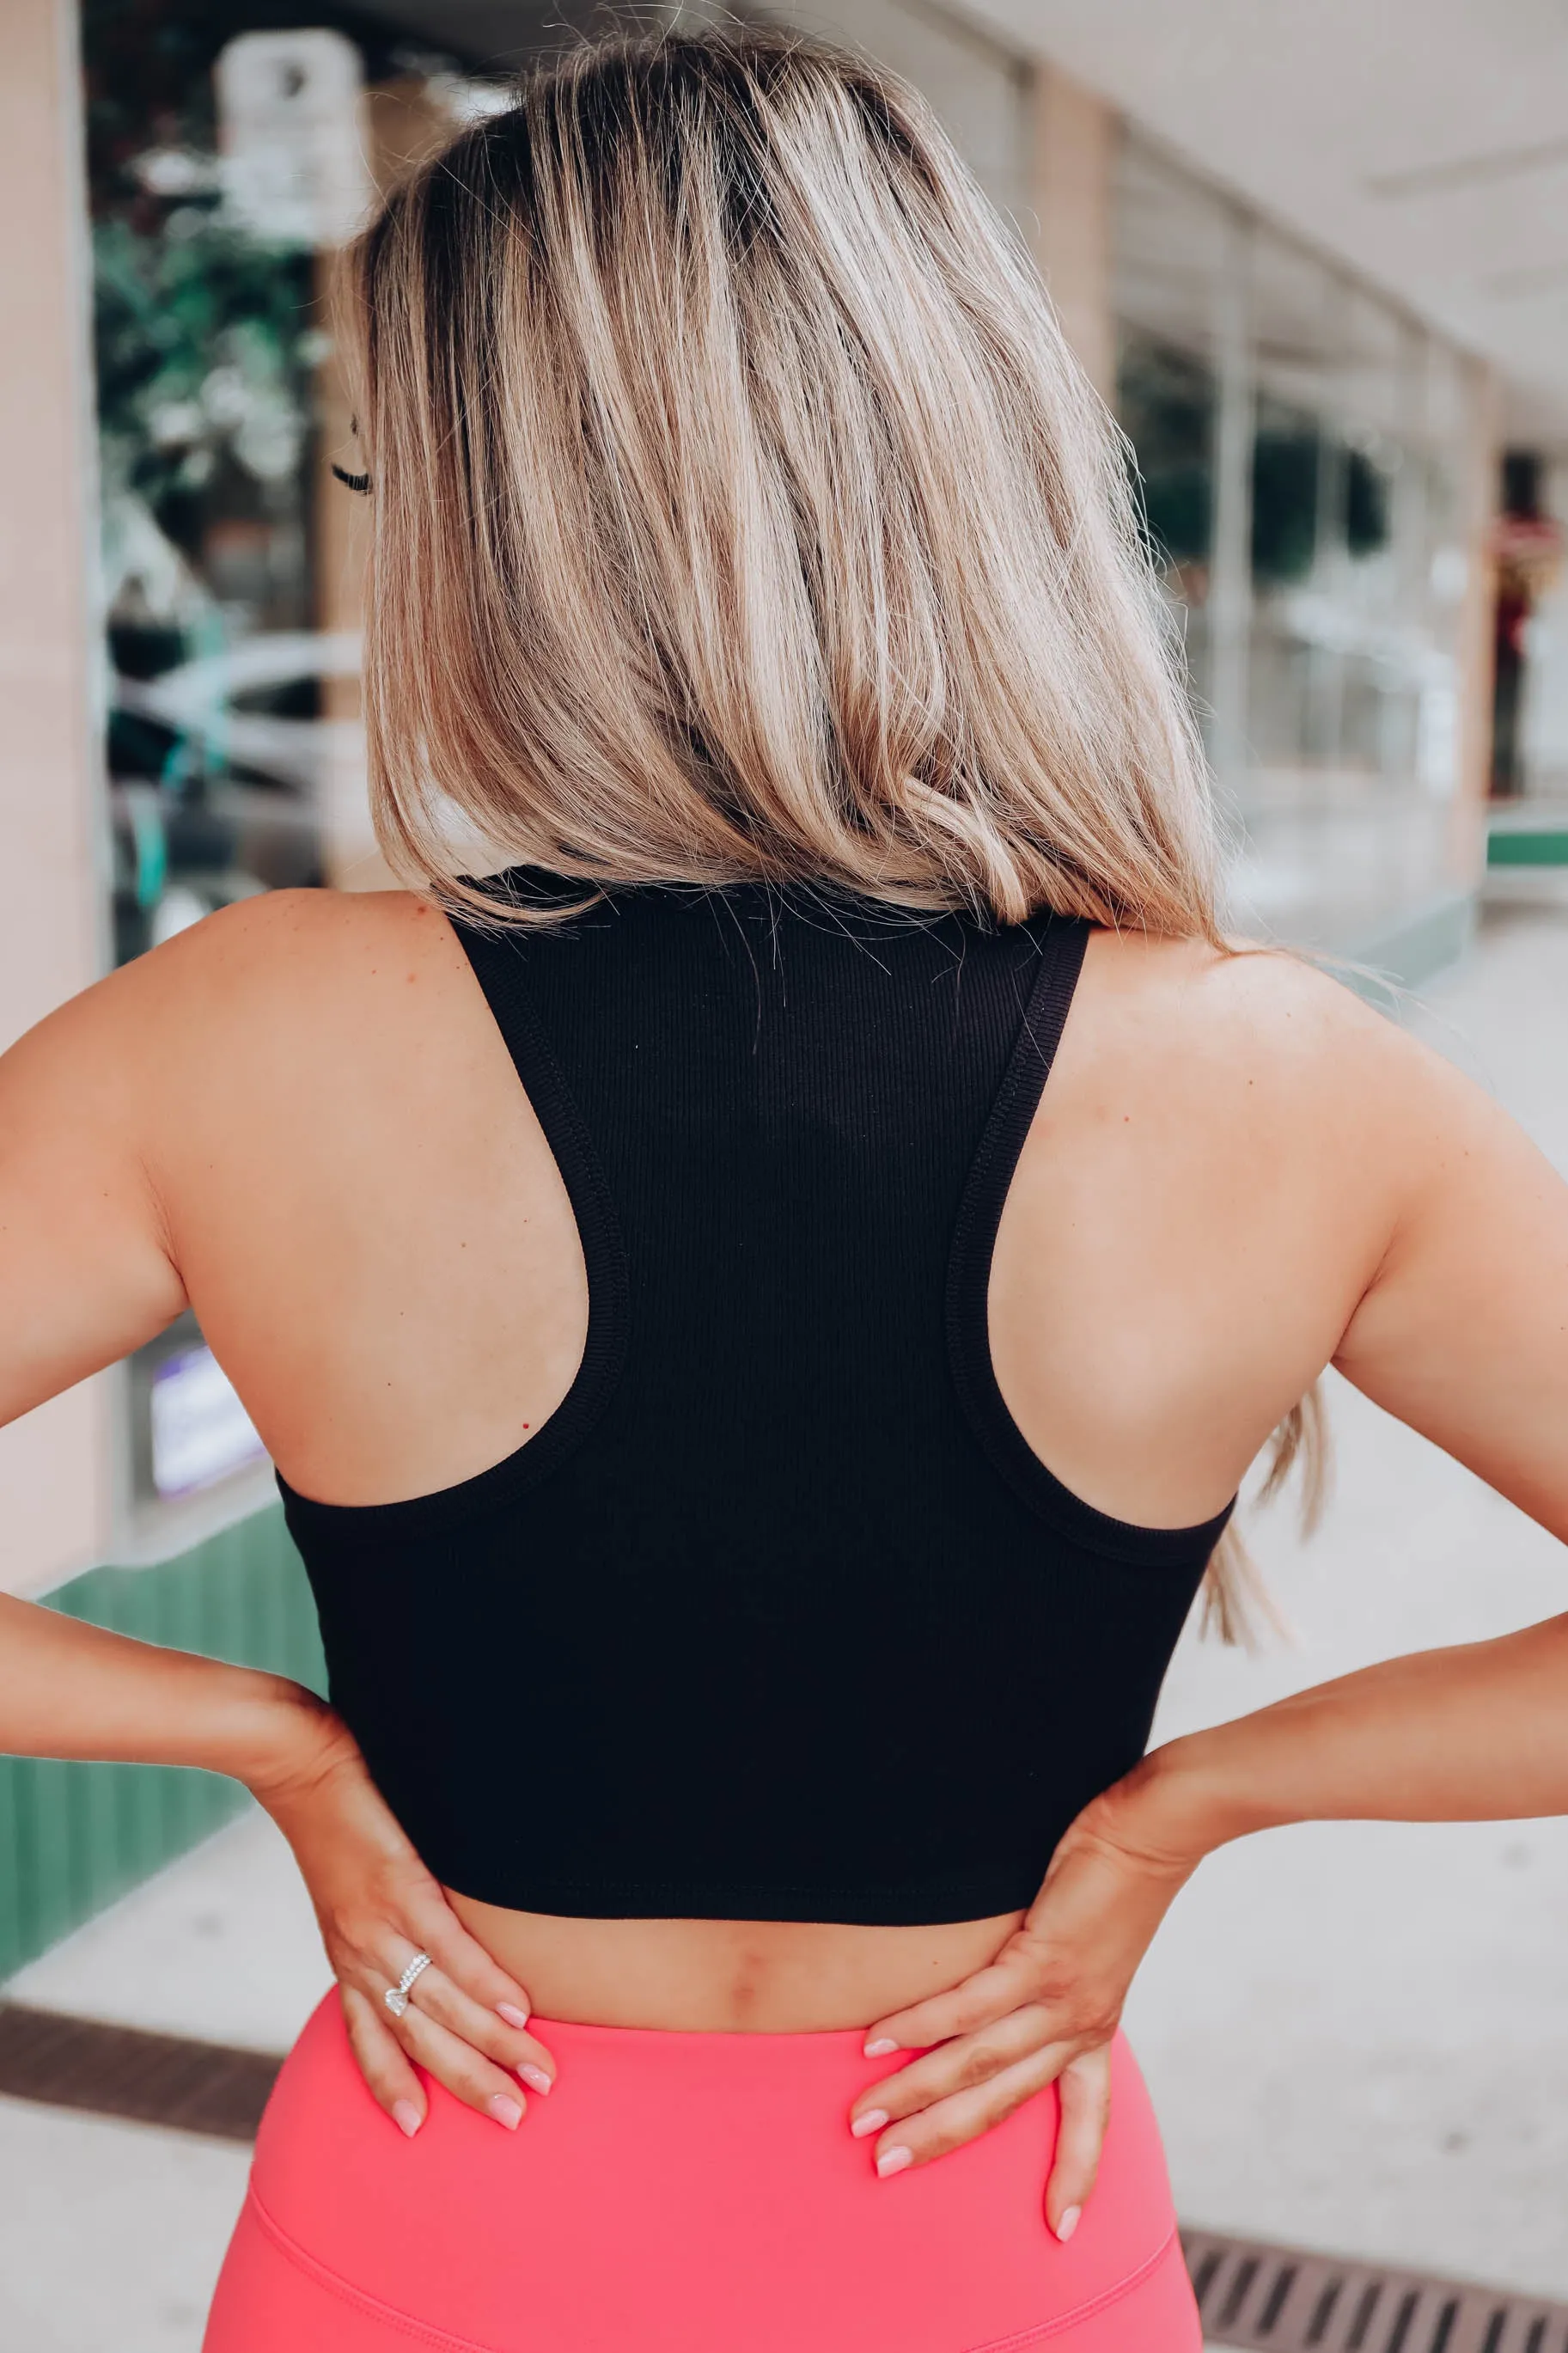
[279,880,1233,1926]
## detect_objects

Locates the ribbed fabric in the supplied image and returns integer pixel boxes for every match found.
[279,879,1231,1925]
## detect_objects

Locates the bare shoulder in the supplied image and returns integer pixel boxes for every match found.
[130,884,466,1022]
[1065,926,1453,1146]
[1034,924,1513,1290]
[58,886,470,1083]
[0,887,479,1177]
[1077,925,1393,1066]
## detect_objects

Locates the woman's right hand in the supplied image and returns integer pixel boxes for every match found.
[249,1696,557,2136]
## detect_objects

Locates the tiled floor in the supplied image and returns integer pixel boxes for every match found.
[5,901,1568,2347]
[8,1805,331,2053]
[0,1812,327,2352]
[0,2099,251,2353]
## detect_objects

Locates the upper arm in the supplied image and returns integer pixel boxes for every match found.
[1333,1027,1568,1542]
[0,883,465,1446]
[0,953,191,1427]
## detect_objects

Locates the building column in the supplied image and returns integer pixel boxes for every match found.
[1452,360,1501,876]
[0,0,116,1598]
[1028,62,1116,400]
[1208,207,1257,804]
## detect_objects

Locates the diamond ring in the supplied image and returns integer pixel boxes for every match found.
[383,1951,433,2018]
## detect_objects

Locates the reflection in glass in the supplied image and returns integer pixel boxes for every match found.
[1113,130,1476,956]
[1118,331,1215,711]
[1251,400,1319,586]
[83,2,521,974]
[81,0,522,1531]
[1112,138,1234,744]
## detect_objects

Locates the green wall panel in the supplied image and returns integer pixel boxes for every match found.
[0,1505,324,1982]
[1488,828,1568,867]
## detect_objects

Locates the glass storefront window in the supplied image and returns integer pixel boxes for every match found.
[84,3,525,970]
[1114,129,1480,956]
[1118,335,1217,704]
[1113,138,1235,726]
[82,0,522,1537]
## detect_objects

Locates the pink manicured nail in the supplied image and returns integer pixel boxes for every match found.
[863,2038,898,2057]
[496,2002,532,2031]
[518,2064,553,2095]
[393,2100,423,2138]
[851,2109,888,2139]
[489,2095,523,2130]
[1055,2206,1082,2243]
[876,2145,912,2178]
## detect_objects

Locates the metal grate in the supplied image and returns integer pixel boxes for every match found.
[1185,2228,1568,2353]
[0,2002,280,2142]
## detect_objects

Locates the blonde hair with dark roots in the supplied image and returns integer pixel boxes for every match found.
[338,24,1321,1632]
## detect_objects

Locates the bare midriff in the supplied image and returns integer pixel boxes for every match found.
[447,1897,1026,2032]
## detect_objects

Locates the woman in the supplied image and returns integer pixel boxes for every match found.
[3,28,1565,2351]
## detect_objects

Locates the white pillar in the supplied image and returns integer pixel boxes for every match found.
[1028,63,1115,400]
[1207,208,1256,804]
[0,0,116,1595]
[1453,359,1501,873]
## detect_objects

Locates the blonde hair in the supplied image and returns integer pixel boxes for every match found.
[339,24,1320,1631]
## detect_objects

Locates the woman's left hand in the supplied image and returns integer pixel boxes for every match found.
[848,1763,1200,2239]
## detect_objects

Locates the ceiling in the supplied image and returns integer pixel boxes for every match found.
[351,0,1568,441]
[362,0,611,69]
[959,0,1568,442]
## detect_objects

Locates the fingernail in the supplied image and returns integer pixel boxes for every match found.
[496,2002,531,2031]
[517,2064,552,2095]
[1055,2205,1082,2243]
[393,2100,422,2138]
[489,2094,523,2130]
[851,2108,888,2139]
[876,2146,912,2178]
[863,2038,898,2057]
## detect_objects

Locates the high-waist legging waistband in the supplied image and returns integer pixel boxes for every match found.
[204,1996,1201,2353]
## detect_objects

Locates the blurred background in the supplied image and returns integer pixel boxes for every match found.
[3,3,1568,2347]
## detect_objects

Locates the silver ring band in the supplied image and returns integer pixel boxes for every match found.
[383,1951,433,2019]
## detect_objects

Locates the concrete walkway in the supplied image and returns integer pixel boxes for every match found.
[0,1810,326,2350]
[4,901,1568,2348]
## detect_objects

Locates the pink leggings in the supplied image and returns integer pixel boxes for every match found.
[204,1995,1199,2350]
